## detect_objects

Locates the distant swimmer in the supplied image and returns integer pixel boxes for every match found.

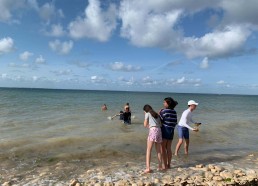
[101,104,107,111]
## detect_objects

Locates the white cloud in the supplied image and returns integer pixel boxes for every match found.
[167,77,201,86]
[119,0,182,47]
[118,0,257,60]
[28,1,64,23]
[181,25,251,59]
[39,3,56,22]
[176,77,185,84]
[118,76,135,86]
[46,24,66,37]
[91,75,107,83]
[0,0,26,23]
[200,57,209,69]
[0,37,14,54]
[217,80,226,84]
[68,0,117,41]
[109,62,141,72]
[142,76,157,85]
[35,55,46,64]
[19,51,34,61]
[49,40,73,55]
[0,0,12,22]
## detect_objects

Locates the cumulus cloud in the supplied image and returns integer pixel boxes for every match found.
[0,0,26,23]
[27,0,64,23]
[118,0,257,60]
[200,57,209,69]
[109,62,141,72]
[181,25,251,59]
[0,0,13,22]
[0,37,14,54]
[19,51,33,61]
[68,0,117,41]
[119,0,182,47]
[46,24,66,37]
[49,40,73,55]
[35,55,46,64]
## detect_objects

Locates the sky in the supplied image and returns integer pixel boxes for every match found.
[0,0,258,95]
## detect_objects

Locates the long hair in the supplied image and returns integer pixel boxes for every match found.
[143,104,159,118]
[164,97,178,109]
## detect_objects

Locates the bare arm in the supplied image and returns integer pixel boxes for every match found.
[144,119,149,128]
[144,112,149,128]
[111,113,119,119]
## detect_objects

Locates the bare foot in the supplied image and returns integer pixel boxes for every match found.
[144,169,152,174]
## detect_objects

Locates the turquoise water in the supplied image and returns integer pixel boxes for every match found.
[0,88,257,167]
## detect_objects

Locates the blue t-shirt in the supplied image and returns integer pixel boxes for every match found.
[160,109,177,128]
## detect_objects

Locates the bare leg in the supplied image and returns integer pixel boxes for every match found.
[184,139,189,155]
[166,140,172,168]
[146,140,154,172]
[175,138,183,156]
[155,142,162,170]
[161,139,168,169]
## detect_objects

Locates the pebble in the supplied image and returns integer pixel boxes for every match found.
[1,155,258,186]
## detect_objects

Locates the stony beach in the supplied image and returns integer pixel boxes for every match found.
[1,152,257,186]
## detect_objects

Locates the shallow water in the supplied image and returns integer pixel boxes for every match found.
[0,88,257,170]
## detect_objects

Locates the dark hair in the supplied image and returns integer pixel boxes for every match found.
[143,104,159,119]
[164,97,178,109]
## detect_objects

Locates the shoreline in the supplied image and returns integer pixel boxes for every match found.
[1,152,257,186]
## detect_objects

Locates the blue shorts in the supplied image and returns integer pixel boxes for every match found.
[161,125,175,140]
[177,126,189,139]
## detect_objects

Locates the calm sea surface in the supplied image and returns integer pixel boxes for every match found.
[0,88,257,169]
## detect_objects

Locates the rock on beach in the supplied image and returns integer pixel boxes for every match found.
[1,153,258,185]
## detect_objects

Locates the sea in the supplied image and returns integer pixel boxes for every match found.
[0,88,258,172]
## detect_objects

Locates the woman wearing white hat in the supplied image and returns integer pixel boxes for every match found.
[174,100,200,156]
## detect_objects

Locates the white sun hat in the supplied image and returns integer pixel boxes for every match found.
[188,100,199,106]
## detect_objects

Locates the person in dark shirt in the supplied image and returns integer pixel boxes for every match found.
[111,106,131,124]
[159,97,178,169]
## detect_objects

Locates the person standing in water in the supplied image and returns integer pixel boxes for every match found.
[159,97,178,169]
[143,104,163,173]
[174,100,199,156]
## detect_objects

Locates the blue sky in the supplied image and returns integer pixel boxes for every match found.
[0,0,258,95]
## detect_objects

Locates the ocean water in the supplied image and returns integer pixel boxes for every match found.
[0,88,257,169]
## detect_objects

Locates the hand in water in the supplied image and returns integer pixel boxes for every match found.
[193,127,199,132]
